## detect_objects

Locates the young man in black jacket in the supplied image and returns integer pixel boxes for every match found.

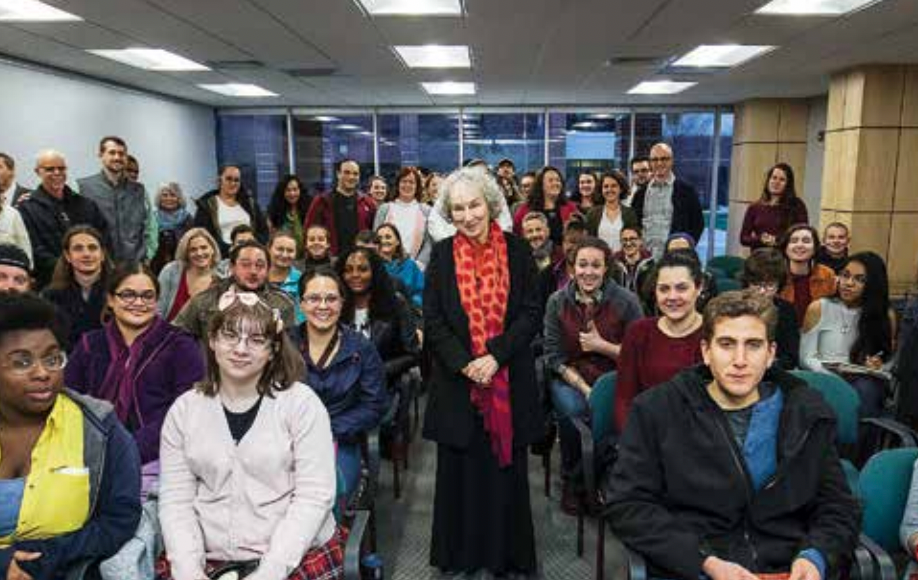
[606,289,859,580]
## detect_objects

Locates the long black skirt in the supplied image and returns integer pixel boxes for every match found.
[429,418,537,575]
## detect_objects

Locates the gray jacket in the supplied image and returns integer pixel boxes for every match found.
[78,171,149,262]
[156,260,184,317]
[172,278,296,340]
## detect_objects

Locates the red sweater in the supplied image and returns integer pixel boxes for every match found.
[614,317,702,431]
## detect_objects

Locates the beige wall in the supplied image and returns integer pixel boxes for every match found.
[821,65,918,295]
[727,98,810,256]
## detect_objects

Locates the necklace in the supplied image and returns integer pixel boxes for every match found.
[839,305,859,334]
[660,312,702,338]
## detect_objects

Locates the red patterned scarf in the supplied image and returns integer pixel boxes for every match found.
[453,222,513,466]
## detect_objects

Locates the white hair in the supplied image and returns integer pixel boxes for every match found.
[35,149,66,168]
[437,166,504,223]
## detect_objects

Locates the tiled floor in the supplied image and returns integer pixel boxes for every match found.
[372,407,627,580]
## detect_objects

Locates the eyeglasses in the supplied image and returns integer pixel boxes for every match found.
[750,282,779,293]
[3,351,67,375]
[839,271,867,285]
[223,176,241,183]
[649,156,672,163]
[114,290,157,304]
[216,328,271,350]
[302,293,341,307]
[621,236,640,243]
[39,166,67,173]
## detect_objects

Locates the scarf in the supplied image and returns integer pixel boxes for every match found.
[453,222,513,466]
[156,207,190,232]
[98,317,163,425]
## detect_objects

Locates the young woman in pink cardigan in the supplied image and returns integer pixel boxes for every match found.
[158,289,345,580]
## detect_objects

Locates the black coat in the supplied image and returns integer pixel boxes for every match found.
[422,232,545,450]
[774,297,800,370]
[19,186,109,288]
[605,365,859,580]
[193,189,269,256]
[630,178,705,242]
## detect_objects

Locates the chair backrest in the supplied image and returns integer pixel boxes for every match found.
[590,372,617,442]
[717,277,743,292]
[859,447,918,552]
[791,370,860,445]
[708,255,745,279]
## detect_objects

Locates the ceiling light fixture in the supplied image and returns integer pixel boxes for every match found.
[88,49,210,71]
[336,124,363,130]
[672,44,775,68]
[421,81,476,95]
[755,0,885,15]
[0,0,81,21]
[198,83,278,97]
[313,116,340,122]
[355,0,462,16]
[394,45,471,68]
[627,80,697,94]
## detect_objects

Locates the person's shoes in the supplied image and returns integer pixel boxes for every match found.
[560,483,581,516]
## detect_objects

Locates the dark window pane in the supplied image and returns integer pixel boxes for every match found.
[378,113,459,179]
[215,114,288,208]
[293,114,374,195]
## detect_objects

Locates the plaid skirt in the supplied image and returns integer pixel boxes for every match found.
[156,526,347,580]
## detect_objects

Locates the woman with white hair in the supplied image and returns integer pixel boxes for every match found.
[151,182,193,273]
[423,167,542,576]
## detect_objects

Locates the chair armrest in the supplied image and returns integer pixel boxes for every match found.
[851,541,876,580]
[363,429,381,505]
[626,545,647,580]
[64,559,96,580]
[344,510,371,580]
[859,417,917,448]
[857,533,896,580]
[572,417,595,496]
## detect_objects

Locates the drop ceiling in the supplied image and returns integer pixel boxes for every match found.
[2,0,918,107]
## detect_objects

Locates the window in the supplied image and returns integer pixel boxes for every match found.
[215,114,288,207]
[292,114,374,195]
[377,113,459,180]
[547,113,630,192]
[462,112,544,174]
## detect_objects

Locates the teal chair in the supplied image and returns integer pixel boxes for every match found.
[572,371,617,579]
[716,277,743,292]
[858,448,918,580]
[792,371,917,494]
[707,255,745,280]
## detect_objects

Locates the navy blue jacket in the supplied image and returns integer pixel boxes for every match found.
[304,326,389,443]
[0,391,141,580]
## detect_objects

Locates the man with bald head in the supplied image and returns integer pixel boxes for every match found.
[630,143,704,259]
[18,150,108,287]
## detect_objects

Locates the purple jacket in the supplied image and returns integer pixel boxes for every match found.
[65,317,205,463]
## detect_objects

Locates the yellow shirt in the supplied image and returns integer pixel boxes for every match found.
[0,394,90,546]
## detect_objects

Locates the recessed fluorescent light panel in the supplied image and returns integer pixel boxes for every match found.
[356,0,461,16]
[755,0,884,15]
[88,49,210,71]
[673,44,775,68]
[421,81,476,95]
[0,0,81,21]
[394,45,471,68]
[198,83,278,97]
[628,80,697,95]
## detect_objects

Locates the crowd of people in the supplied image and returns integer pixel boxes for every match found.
[0,137,916,580]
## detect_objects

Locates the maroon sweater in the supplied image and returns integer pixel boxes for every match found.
[614,317,702,431]
[739,199,808,249]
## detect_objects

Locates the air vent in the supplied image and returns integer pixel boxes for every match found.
[206,59,265,70]
[605,56,664,67]
[284,67,338,78]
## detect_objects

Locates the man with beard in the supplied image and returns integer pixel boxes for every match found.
[173,240,295,341]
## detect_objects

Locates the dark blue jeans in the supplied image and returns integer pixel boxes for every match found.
[549,379,589,480]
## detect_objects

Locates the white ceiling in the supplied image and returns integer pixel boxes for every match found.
[2,0,918,107]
